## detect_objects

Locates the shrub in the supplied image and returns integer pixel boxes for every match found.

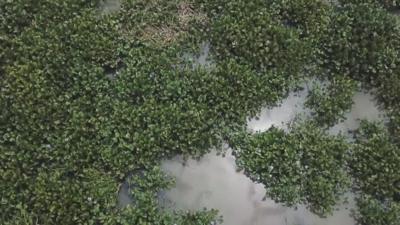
[231,121,350,216]
[305,76,358,127]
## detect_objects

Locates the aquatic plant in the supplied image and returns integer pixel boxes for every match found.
[351,121,400,200]
[355,194,400,225]
[338,0,400,9]
[350,121,400,225]
[230,121,350,216]
[305,77,358,127]
[268,0,332,38]
[197,0,309,77]
[1,0,400,224]
[319,2,400,92]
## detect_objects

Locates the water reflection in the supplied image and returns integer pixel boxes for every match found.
[329,92,385,135]
[247,85,385,135]
[247,84,310,132]
[161,150,355,225]
[160,86,387,225]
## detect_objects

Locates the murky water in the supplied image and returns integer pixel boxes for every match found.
[99,0,121,14]
[118,179,133,208]
[329,92,385,135]
[247,84,310,132]
[247,86,384,135]
[161,149,355,225]
[182,42,214,69]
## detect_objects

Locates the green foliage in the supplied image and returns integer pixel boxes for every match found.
[319,3,400,83]
[350,121,400,200]
[0,0,100,36]
[98,166,221,225]
[1,0,294,222]
[305,77,358,127]
[230,121,350,216]
[319,2,400,143]
[2,0,400,223]
[0,0,101,73]
[0,167,119,224]
[269,0,332,38]
[338,0,400,8]
[196,0,308,76]
[348,120,400,225]
[0,1,223,223]
[388,111,400,144]
[355,194,400,225]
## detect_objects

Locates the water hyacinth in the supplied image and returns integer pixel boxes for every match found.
[1,0,400,224]
[230,121,350,216]
[305,76,358,127]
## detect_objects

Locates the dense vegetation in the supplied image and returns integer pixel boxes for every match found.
[305,77,358,127]
[1,0,399,224]
[230,121,350,216]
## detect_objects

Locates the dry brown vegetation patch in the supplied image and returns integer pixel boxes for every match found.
[139,1,208,45]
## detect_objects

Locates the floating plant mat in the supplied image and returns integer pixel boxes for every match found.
[2,0,400,224]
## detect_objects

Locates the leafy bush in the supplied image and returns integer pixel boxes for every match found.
[338,0,400,8]
[355,194,400,225]
[196,0,309,77]
[108,166,221,225]
[319,2,400,81]
[230,121,350,216]
[388,111,400,144]
[305,76,358,127]
[351,121,400,200]
[0,0,100,36]
[0,0,295,222]
[1,0,400,223]
[269,0,332,38]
